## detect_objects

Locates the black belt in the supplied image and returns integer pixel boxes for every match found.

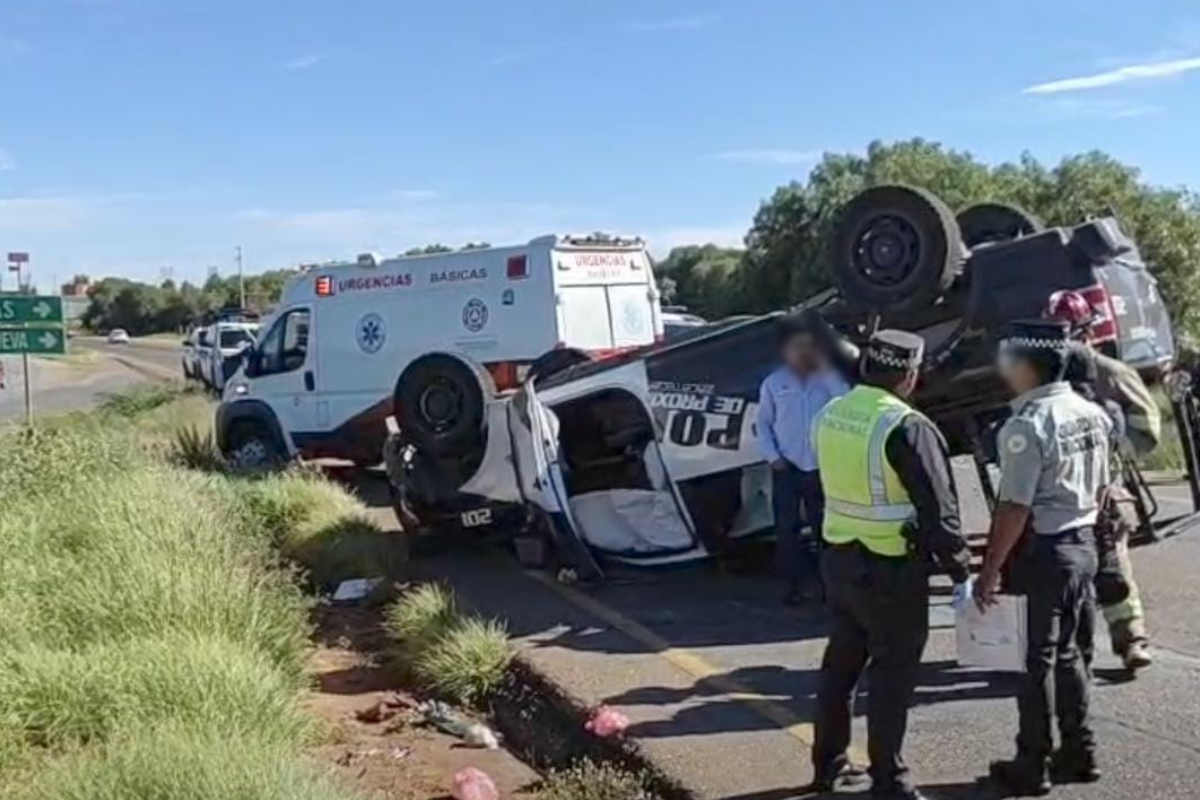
[1029,525,1094,545]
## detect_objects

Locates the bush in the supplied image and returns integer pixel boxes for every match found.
[97,384,182,418]
[7,723,347,800]
[535,759,655,800]
[0,633,314,749]
[385,583,458,652]
[232,472,399,587]
[166,425,227,472]
[413,616,514,706]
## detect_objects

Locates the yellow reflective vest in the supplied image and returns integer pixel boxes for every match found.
[813,384,919,557]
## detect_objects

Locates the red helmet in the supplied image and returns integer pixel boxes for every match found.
[1044,290,1094,339]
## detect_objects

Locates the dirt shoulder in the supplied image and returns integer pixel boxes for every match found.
[305,603,539,800]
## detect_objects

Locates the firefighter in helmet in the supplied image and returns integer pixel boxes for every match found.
[1045,289,1155,672]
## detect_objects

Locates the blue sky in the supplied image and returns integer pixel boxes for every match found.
[2,0,1200,291]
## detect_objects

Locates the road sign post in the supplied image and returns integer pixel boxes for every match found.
[0,269,67,423]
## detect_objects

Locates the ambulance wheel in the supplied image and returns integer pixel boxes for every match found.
[831,184,960,312]
[226,421,282,470]
[957,202,1042,248]
[395,356,484,458]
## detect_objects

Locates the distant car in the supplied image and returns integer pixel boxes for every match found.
[181,332,198,379]
[107,329,130,344]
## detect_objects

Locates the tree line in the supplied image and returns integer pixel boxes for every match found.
[82,139,1200,338]
[657,139,1200,337]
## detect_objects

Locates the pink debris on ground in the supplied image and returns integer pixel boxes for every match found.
[451,767,499,800]
[584,705,630,737]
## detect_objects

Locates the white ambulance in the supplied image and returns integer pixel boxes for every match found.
[215,234,663,467]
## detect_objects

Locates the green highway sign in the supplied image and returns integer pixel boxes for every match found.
[0,296,64,324]
[0,326,66,355]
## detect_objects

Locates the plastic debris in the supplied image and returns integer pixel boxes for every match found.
[464,721,501,750]
[421,701,502,748]
[452,767,499,800]
[585,705,630,737]
[332,577,383,601]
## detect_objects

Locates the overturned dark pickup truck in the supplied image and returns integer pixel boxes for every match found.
[385,185,1178,576]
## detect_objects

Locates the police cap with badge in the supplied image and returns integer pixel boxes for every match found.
[997,318,1070,370]
[865,329,925,372]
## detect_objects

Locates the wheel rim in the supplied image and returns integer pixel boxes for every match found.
[417,378,464,432]
[852,214,921,287]
[233,437,269,467]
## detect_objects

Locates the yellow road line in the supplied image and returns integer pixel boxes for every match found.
[527,570,869,764]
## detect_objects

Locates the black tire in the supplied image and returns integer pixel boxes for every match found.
[529,347,592,385]
[394,355,485,457]
[831,184,961,311]
[225,421,282,470]
[956,202,1043,249]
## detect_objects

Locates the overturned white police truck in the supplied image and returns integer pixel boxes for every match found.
[383,185,1178,580]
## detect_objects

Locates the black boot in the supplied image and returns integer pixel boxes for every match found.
[1051,748,1100,784]
[810,757,868,792]
[989,757,1051,796]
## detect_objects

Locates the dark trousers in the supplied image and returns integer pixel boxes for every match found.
[773,464,824,588]
[1015,527,1098,761]
[813,543,930,793]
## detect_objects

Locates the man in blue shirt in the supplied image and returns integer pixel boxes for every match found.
[758,318,850,604]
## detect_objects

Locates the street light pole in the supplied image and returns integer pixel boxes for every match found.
[235,245,245,309]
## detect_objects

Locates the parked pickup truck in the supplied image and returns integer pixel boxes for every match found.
[384,185,1178,576]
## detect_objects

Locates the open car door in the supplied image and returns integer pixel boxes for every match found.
[507,380,604,580]
[522,360,703,566]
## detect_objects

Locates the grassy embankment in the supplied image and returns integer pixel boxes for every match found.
[0,386,394,800]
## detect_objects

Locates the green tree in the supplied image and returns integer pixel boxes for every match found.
[738,139,1200,335]
[655,245,748,319]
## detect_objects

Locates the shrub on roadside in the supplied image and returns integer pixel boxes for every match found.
[385,583,459,652]
[534,758,656,800]
[166,424,227,472]
[231,471,399,587]
[97,384,181,418]
[6,723,347,800]
[413,616,514,707]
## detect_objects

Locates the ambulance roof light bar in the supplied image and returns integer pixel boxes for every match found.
[560,232,644,247]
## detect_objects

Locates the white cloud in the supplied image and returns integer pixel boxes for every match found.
[1036,97,1167,120]
[0,148,13,171]
[628,14,719,33]
[710,148,821,166]
[1023,56,1200,94]
[0,193,138,233]
[283,53,324,71]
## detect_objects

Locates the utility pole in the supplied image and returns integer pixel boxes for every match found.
[235,246,245,309]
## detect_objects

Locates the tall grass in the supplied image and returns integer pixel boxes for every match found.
[385,585,513,707]
[0,387,378,799]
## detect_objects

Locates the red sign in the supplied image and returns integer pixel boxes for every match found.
[6,252,28,264]
[336,273,413,293]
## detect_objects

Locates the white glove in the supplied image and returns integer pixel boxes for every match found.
[951,576,974,611]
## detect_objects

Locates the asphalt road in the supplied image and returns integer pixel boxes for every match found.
[71,335,184,379]
[363,466,1200,800]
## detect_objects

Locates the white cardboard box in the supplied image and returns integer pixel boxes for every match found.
[956,594,1028,672]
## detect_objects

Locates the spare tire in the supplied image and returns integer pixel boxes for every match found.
[831,185,960,312]
[957,203,1043,248]
[394,355,485,457]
